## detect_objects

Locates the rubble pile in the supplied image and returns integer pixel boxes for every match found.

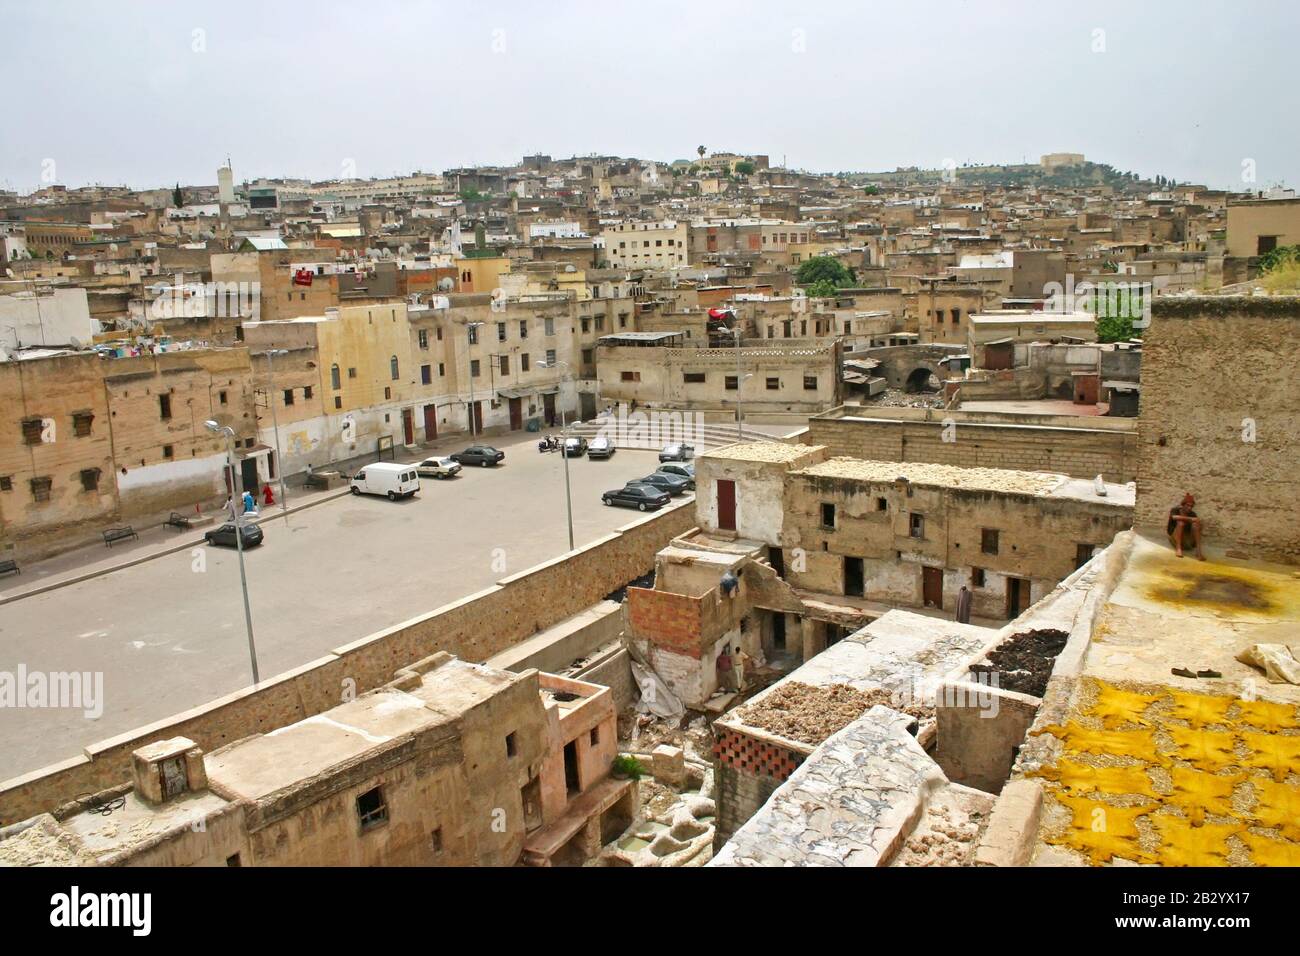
[734,682,932,746]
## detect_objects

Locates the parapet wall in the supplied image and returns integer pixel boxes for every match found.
[1136,297,1300,564]
[0,502,695,825]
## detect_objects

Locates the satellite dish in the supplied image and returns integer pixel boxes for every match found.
[69,336,84,350]
[437,277,454,292]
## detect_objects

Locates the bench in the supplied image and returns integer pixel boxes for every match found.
[164,512,192,532]
[0,559,18,577]
[102,526,138,548]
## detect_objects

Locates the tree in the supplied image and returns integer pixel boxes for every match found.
[796,256,854,289]
[459,187,489,203]
[863,184,880,196]
[805,278,839,298]
[734,161,755,177]
[697,145,706,160]
[172,182,183,207]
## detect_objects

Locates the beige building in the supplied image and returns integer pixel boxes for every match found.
[601,220,689,269]
[1225,196,1300,258]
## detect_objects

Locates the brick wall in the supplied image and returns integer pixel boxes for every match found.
[627,586,705,656]
[1136,297,1300,564]
[713,727,806,846]
[0,502,696,824]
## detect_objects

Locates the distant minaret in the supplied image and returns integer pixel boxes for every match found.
[217,160,235,205]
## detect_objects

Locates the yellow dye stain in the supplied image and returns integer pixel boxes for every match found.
[1049,793,1154,865]
[1239,831,1300,866]
[1034,758,1153,796]
[1035,723,1165,764]
[1235,698,1299,734]
[1151,815,1241,867]
[1247,778,1300,840]
[1240,732,1300,782]
[1140,555,1298,620]
[1083,683,1162,728]
[1166,726,1238,771]
[1166,767,1243,825]
[1168,690,1235,728]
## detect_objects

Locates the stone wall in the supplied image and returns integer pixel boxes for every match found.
[1135,297,1300,564]
[712,726,806,846]
[804,407,1138,483]
[0,501,695,824]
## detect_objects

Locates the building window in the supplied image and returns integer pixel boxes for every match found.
[909,513,925,538]
[821,502,836,529]
[620,370,640,382]
[384,387,391,400]
[499,355,509,375]
[0,476,11,492]
[876,497,888,511]
[725,375,738,390]
[497,322,507,342]
[765,377,780,390]
[971,568,986,588]
[71,412,94,437]
[544,318,555,336]
[163,444,174,459]
[348,367,357,379]
[431,827,443,854]
[468,325,479,345]
[683,372,706,383]
[283,389,294,406]
[521,353,530,372]
[590,727,600,747]
[803,376,818,390]
[219,390,228,406]
[1075,543,1095,569]
[331,365,341,389]
[438,363,446,377]
[952,308,961,325]
[356,787,388,831]
[506,732,518,758]
[80,468,100,492]
[421,364,432,385]
[519,320,528,338]
[545,349,556,365]
[418,329,429,349]
[390,356,400,380]
[304,386,312,400]
[471,359,481,378]
[581,317,590,333]
[30,476,52,502]
[981,528,1000,555]
[159,394,172,420]
[334,396,342,409]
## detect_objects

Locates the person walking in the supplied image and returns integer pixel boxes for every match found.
[956,585,973,625]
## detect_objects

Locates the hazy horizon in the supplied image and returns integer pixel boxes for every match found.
[2,0,1295,194]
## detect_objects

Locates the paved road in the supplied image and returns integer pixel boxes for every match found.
[0,435,687,780]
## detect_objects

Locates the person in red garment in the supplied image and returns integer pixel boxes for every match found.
[263,483,275,507]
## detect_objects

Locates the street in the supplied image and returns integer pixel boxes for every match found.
[0,435,687,780]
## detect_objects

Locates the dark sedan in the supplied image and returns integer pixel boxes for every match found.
[451,445,505,467]
[562,436,588,457]
[636,472,691,496]
[659,443,695,462]
[204,522,264,549]
[602,482,671,512]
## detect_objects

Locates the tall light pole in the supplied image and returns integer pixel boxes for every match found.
[205,420,260,684]
[261,348,290,522]
[539,359,574,551]
[733,323,744,440]
[466,321,485,436]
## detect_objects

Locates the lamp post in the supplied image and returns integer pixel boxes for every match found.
[539,359,574,551]
[733,323,744,440]
[466,321,485,436]
[262,349,290,522]
[205,420,260,684]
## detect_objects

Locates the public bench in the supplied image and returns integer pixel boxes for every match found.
[164,512,192,532]
[0,559,18,576]
[102,526,138,548]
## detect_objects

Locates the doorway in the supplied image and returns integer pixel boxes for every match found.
[542,392,556,427]
[563,740,581,796]
[469,401,482,435]
[520,776,542,832]
[716,479,736,532]
[844,556,864,597]
[508,397,523,431]
[402,408,414,445]
[240,457,259,496]
[423,403,438,441]
[1006,577,1031,619]
[922,566,943,609]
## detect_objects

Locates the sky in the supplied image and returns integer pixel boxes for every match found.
[1,0,1294,194]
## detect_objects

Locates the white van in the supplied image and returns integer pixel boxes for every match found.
[349,462,420,500]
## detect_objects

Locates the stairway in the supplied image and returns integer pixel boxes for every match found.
[559,418,789,451]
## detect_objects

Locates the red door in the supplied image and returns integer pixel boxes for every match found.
[423,404,438,441]
[509,397,523,431]
[922,566,943,609]
[402,408,414,445]
[717,479,736,532]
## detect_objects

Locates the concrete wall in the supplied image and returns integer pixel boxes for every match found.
[0,501,695,824]
[1135,297,1300,564]
[804,407,1138,483]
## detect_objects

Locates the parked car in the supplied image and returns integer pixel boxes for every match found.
[416,456,462,479]
[587,436,616,459]
[562,436,589,457]
[204,522,264,549]
[350,462,420,500]
[659,443,695,462]
[656,461,695,489]
[636,472,691,496]
[601,482,671,512]
[451,445,505,467]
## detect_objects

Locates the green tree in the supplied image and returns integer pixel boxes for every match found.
[795,255,854,289]
[459,187,489,203]
[805,278,839,298]
[734,161,755,176]
[172,182,183,206]
[863,184,880,195]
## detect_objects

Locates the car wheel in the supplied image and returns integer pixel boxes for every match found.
[638,502,648,512]
[603,497,612,506]
[480,460,489,467]
[350,486,360,495]
[387,491,397,501]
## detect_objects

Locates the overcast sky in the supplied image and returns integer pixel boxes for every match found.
[2,0,1294,193]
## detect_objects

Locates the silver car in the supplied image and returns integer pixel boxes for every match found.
[416,456,462,479]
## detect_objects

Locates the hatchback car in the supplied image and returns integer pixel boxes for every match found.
[601,482,671,511]
[562,436,589,457]
[204,522,264,549]
[450,445,505,467]
[587,436,616,459]
[659,443,695,462]
[656,461,695,489]
[416,456,462,479]
[636,472,691,496]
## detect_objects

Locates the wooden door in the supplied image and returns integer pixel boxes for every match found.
[423,404,438,441]
[716,479,736,532]
[922,566,943,609]
[402,408,414,445]
[509,397,523,431]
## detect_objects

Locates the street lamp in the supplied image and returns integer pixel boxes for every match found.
[538,359,575,551]
[261,348,290,522]
[466,321,485,436]
[205,420,260,684]
[732,323,744,440]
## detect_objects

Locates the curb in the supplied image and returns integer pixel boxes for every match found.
[0,488,352,607]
